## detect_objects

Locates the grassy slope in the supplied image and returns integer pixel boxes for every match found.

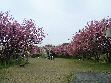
[0,57,111,83]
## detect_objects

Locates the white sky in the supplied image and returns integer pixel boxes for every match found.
[0,0,111,46]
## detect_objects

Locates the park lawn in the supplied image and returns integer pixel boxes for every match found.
[0,57,111,83]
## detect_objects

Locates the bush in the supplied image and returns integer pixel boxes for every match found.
[91,57,95,61]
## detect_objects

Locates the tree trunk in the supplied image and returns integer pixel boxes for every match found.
[97,54,99,62]
[1,58,4,63]
[107,52,111,63]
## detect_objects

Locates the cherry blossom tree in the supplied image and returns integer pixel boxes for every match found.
[0,11,46,63]
[50,17,111,63]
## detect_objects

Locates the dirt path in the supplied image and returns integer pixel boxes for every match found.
[71,71,111,83]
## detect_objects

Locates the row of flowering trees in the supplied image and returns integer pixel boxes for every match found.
[49,17,111,63]
[0,11,46,63]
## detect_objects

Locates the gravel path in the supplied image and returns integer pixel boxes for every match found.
[71,72,111,83]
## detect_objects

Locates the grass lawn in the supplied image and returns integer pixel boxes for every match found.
[0,57,111,83]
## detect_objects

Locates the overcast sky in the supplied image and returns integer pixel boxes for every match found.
[0,0,111,46]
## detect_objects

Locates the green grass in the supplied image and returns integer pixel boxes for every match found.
[0,58,25,69]
[0,59,26,82]
[0,57,111,83]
